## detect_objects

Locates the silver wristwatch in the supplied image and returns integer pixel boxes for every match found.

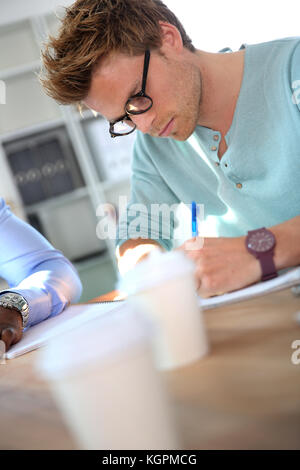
[0,292,29,329]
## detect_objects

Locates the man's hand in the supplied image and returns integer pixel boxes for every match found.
[177,236,261,297]
[0,307,23,351]
[117,238,164,276]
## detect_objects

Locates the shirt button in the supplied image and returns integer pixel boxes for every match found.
[215,162,220,167]
[211,146,217,151]
[213,135,219,141]
[224,163,228,168]
[236,183,243,189]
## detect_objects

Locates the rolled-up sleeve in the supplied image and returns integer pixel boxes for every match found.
[0,198,82,327]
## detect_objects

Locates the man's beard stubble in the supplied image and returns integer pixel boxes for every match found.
[176,66,202,141]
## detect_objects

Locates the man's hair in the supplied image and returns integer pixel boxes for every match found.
[40,0,195,106]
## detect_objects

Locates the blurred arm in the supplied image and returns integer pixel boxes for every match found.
[0,198,82,328]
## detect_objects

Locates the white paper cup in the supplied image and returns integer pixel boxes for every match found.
[118,250,209,371]
[36,305,179,450]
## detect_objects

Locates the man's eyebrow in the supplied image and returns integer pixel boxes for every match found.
[109,79,140,122]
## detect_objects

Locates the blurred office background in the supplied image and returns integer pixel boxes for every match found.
[0,0,298,302]
[0,0,135,301]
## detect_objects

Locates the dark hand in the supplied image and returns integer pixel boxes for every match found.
[0,307,23,351]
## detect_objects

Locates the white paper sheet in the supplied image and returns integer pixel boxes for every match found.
[6,301,125,359]
[198,266,300,309]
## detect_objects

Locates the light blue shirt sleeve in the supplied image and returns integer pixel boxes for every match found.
[0,198,82,327]
[116,131,180,252]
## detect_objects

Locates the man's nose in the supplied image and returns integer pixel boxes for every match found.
[130,111,156,134]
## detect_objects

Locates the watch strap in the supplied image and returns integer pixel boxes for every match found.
[246,228,278,282]
[260,251,278,281]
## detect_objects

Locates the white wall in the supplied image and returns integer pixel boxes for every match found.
[165,0,300,52]
[0,0,73,26]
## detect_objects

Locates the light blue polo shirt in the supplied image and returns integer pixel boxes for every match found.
[117,37,300,251]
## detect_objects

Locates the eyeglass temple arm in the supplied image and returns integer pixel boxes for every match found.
[141,50,150,94]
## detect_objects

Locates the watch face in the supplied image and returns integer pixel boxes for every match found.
[247,230,275,252]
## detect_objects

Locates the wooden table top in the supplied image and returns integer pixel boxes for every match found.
[1,288,300,450]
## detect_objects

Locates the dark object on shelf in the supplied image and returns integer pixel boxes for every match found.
[4,126,85,206]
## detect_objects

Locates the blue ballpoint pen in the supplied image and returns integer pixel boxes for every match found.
[191,201,198,238]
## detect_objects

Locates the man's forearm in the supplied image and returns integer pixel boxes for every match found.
[271,215,300,270]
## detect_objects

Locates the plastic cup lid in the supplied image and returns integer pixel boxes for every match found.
[36,304,154,380]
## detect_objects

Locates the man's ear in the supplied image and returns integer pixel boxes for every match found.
[158,21,184,55]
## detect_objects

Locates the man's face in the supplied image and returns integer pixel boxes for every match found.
[84,49,202,141]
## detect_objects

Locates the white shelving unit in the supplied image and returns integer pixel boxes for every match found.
[0,9,133,300]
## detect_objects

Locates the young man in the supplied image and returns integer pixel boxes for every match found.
[0,199,82,351]
[40,0,300,297]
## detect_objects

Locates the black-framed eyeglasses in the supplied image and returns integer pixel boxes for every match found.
[109,50,153,138]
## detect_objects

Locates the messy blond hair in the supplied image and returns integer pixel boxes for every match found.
[40,0,195,106]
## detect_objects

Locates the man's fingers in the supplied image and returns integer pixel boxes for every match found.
[186,237,204,251]
[0,328,15,351]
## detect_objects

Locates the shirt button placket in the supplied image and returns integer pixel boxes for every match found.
[211,134,219,166]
